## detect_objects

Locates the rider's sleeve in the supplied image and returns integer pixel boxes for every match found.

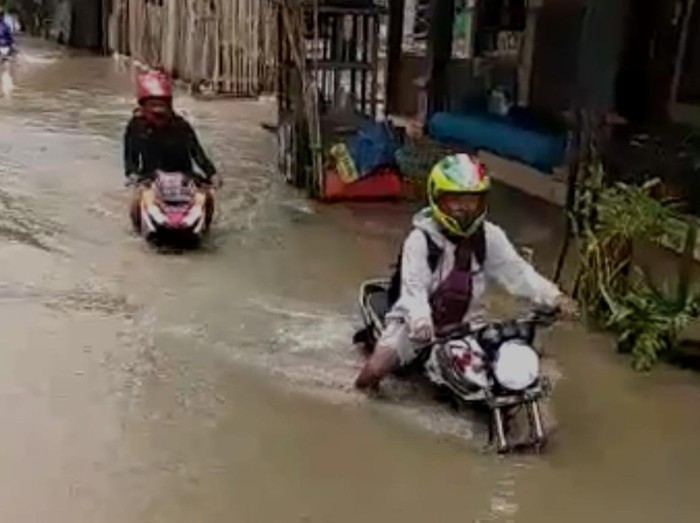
[186,123,217,178]
[482,222,562,307]
[395,229,434,325]
[123,119,140,176]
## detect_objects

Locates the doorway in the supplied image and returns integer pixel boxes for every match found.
[614,0,682,123]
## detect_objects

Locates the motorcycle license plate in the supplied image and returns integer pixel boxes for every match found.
[160,185,192,203]
[157,174,193,202]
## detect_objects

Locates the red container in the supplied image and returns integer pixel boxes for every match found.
[321,167,403,202]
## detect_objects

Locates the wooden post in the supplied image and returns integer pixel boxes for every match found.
[425,0,455,115]
[517,2,539,107]
[385,0,405,116]
[679,221,698,302]
[670,0,696,109]
[370,13,379,118]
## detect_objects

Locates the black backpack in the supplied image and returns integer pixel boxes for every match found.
[387,227,487,308]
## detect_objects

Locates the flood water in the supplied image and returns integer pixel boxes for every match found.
[1,38,700,522]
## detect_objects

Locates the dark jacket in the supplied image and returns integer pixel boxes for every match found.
[123,112,217,179]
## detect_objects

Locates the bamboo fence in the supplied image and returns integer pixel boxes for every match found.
[108,0,277,96]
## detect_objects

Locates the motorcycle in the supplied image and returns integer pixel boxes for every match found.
[354,279,558,453]
[135,171,212,246]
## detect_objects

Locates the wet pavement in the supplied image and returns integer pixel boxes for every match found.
[1,38,700,522]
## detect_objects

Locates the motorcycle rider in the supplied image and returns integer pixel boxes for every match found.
[124,69,221,230]
[355,153,577,390]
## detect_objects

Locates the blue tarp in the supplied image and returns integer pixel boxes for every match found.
[427,110,567,173]
[346,121,400,178]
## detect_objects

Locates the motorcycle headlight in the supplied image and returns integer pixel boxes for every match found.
[493,341,539,391]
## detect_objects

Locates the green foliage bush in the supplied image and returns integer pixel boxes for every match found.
[573,163,700,370]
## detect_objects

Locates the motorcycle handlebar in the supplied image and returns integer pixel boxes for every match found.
[432,306,560,344]
[525,305,561,327]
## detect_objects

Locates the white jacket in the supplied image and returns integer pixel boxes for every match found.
[388,209,563,327]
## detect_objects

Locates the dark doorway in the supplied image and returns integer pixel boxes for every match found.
[68,0,104,51]
[615,0,681,123]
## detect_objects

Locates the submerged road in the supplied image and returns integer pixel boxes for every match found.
[1,38,699,522]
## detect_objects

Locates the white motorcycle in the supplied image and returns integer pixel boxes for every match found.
[136,171,212,247]
[355,279,558,453]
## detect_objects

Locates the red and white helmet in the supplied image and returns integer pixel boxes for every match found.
[136,69,173,105]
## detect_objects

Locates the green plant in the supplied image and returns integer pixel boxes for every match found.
[606,273,700,370]
[573,160,700,369]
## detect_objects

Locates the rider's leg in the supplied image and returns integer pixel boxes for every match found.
[355,320,421,390]
[355,346,399,390]
[204,188,214,228]
[129,186,142,232]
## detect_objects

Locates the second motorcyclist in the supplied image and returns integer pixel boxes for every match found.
[123,69,220,230]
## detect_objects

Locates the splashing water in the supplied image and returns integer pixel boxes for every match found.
[1,70,14,96]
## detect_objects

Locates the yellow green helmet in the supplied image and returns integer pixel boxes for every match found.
[427,153,490,237]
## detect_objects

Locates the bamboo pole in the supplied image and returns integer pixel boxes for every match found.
[236,0,242,94]
[232,0,238,94]
[248,0,254,94]
[223,0,232,92]
[255,0,258,94]
[231,0,236,92]
[369,13,379,118]
[202,4,211,85]
[221,0,227,91]
[127,0,136,59]
[180,0,189,79]
[164,0,177,73]
[251,0,259,94]
[213,0,221,91]
[243,0,249,94]
[185,0,195,81]
[237,0,243,94]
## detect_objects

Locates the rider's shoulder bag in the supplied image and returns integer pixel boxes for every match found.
[386,226,487,308]
[387,230,443,308]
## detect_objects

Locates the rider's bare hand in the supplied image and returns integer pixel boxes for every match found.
[210,174,223,189]
[554,294,579,319]
[409,318,434,342]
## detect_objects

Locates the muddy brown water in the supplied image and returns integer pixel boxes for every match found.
[0,38,699,522]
